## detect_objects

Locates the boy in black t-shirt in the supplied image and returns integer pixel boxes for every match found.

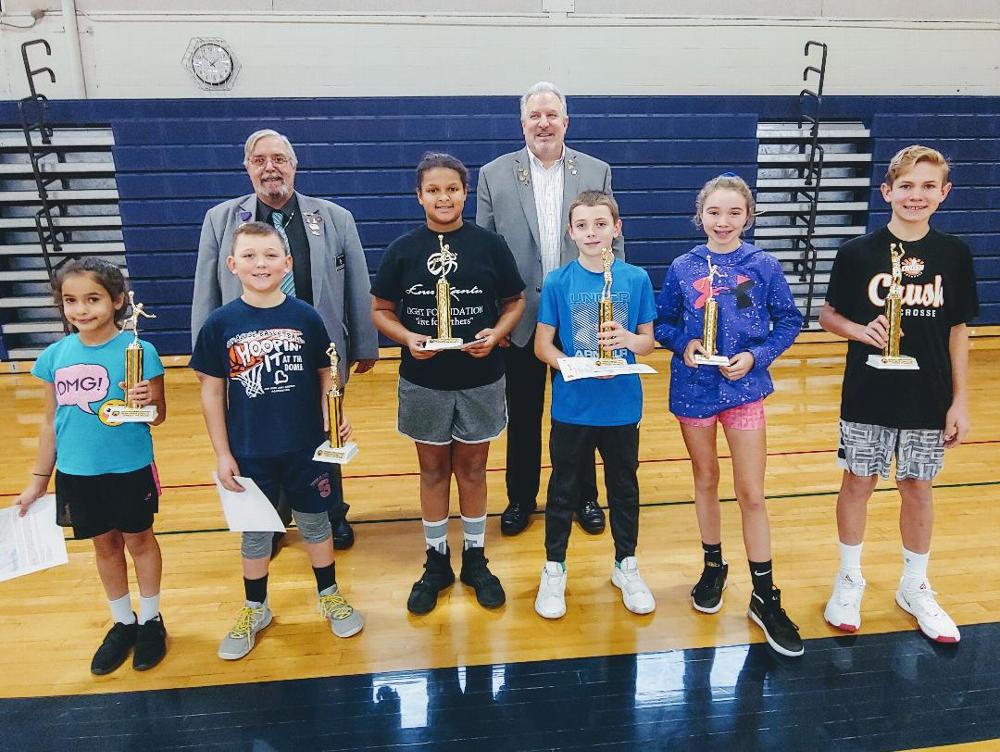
[372,153,525,615]
[819,146,978,643]
[190,221,364,660]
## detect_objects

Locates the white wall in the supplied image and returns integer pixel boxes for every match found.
[1,3,998,101]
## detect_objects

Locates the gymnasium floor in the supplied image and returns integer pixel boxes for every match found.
[1,338,998,751]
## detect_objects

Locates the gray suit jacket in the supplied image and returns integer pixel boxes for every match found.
[190,192,379,383]
[476,146,624,347]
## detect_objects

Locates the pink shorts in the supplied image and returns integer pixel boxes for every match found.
[675,399,766,431]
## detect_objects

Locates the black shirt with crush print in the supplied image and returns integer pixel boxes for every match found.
[826,226,978,429]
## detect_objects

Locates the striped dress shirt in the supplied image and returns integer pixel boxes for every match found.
[529,149,565,277]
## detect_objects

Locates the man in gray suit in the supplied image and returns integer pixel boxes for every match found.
[192,129,378,549]
[476,82,623,536]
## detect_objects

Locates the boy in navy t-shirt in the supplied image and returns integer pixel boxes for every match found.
[532,191,657,619]
[190,221,364,660]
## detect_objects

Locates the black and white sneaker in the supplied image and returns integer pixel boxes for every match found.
[748,587,804,657]
[691,561,728,614]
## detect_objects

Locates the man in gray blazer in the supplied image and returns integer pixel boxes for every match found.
[191,129,378,549]
[476,82,623,537]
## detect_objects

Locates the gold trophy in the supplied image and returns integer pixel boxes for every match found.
[595,247,626,367]
[107,291,158,423]
[423,234,464,350]
[693,255,731,366]
[867,242,919,371]
[313,342,359,464]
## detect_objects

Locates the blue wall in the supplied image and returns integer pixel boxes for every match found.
[1,95,997,354]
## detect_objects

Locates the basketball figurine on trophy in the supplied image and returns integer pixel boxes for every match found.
[595,247,627,367]
[314,342,359,464]
[109,291,159,423]
[423,234,464,351]
[867,242,919,370]
[693,254,731,366]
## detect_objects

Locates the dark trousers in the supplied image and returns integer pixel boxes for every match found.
[503,337,597,508]
[545,419,640,563]
[276,464,348,527]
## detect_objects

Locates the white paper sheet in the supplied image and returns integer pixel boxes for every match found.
[557,357,658,382]
[0,495,69,583]
[214,475,286,533]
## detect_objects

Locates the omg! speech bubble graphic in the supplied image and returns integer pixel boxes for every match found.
[54,364,110,414]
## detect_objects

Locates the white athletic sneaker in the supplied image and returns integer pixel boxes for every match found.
[895,579,961,643]
[824,570,866,633]
[535,562,567,619]
[611,557,656,615]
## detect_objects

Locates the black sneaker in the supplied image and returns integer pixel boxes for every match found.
[407,547,455,615]
[691,561,728,614]
[91,620,138,675]
[133,615,167,671]
[748,587,804,657]
[459,547,506,609]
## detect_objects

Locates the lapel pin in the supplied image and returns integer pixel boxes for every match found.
[517,166,530,185]
[238,210,252,224]
[567,157,578,176]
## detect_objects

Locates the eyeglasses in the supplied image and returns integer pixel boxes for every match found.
[248,154,292,167]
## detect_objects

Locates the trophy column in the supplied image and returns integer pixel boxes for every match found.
[424,234,464,350]
[108,291,159,423]
[692,254,730,367]
[314,342,359,464]
[595,247,627,367]
[867,242,919,371]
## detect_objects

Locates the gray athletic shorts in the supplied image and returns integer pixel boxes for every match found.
[837,420,945,481]
[397,375,507,445]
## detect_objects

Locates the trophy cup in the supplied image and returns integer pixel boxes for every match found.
[866,242,919,371]
[595,247,627,367]
[107,291,158,423]
[314,342,359,464]
[693,255,731,366]
[423,234,464,351]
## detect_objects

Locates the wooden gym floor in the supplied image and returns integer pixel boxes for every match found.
[1,335,998,750]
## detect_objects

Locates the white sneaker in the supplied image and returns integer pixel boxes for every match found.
[535,561,567,619]
[611,557,656,615]
[895,579,960,643]
[824,570,866,633]
[218,602,273,660]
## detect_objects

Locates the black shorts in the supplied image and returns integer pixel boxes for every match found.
[55,464,159,540]
[234,447,340,515]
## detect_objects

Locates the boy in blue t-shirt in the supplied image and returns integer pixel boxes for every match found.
[532,191,657,619]
[190,221,364,661]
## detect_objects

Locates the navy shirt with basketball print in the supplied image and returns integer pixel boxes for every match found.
[826,226,979,429]
[189,297,331,456]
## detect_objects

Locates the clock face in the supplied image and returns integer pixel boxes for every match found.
[191,42,233,86]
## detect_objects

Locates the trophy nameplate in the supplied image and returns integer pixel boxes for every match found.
[867,242,919,371]
[425,234,463,350]
[692,254,731,367]
[595,247,627,367]
[314,342,358,464]
[113,291,158,424]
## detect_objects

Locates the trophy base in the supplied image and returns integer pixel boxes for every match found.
[105,405,158,424]
[693,354,731,367]
[866,354,919,371]
[595,358,627,367]
[424,338,464,351]
[313,440,359,464]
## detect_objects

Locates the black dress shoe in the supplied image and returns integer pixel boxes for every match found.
[575,499,606,534]
[133,615,167,671]
[333,518,355,550]
[500,500,536,536]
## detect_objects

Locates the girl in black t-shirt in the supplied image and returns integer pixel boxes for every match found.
[371,153,525,615]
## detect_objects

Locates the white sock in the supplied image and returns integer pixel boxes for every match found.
[839,541,864,579]
[138,593,160,625]
[108,593,135,625]
[422,517,449,554]
[901,547,930,588]
[461,513,487,550]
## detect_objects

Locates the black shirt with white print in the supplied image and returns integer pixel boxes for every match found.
[372,222,525,390]
[826,226,978,429]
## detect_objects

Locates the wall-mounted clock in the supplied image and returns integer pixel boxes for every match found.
[182,38,240,91]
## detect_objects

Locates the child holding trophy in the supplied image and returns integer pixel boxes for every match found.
[533,191,658,619]
[655,174,804,656]
[190,221,364,660]
[371,153,525,615]
[15,258,168,675]
[819,145,977,643]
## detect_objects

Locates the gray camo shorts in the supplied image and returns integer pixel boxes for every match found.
[837,419,945,481]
